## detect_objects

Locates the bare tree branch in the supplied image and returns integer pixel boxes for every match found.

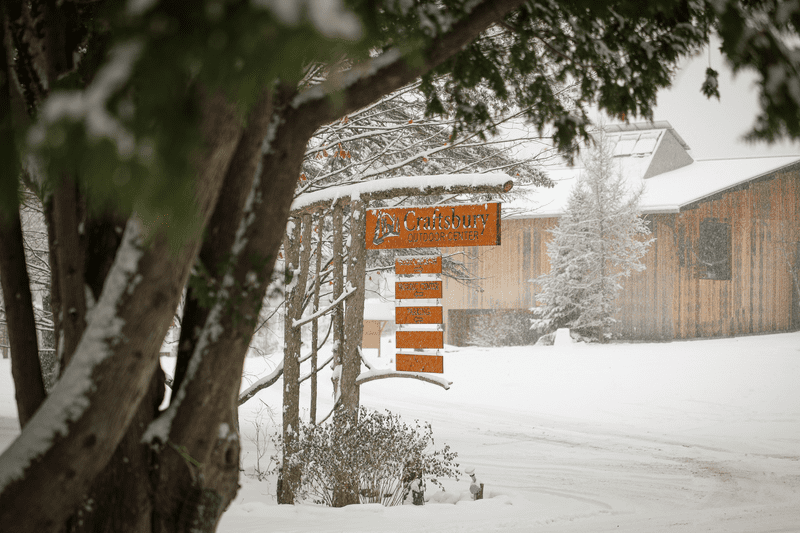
[356,368,452,390]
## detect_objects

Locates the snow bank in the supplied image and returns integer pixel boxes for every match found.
[3,331,800,532]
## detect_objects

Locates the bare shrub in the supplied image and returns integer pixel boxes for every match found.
[272,407,459,506]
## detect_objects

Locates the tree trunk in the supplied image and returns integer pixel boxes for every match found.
[331,203,345,400]
[51,175,86,371]
[310,212,323,424]
[0,205,45,428]
[0,87,240,533]
[149,84,318,530]
[0,5,44,428]
[332,200,367,507]
[65,368,164,533]
[173,89,271,393]
[279,220,300,504]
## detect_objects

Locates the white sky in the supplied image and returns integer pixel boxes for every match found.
[651,37,800,160]
[502,36,800,165]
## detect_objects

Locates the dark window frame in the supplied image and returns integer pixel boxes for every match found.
[697,217,732,280]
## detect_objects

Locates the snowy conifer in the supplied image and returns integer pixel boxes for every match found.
[531,131,654,342]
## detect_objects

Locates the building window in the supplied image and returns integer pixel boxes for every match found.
[697,218,731,280]
[611,131,661,157]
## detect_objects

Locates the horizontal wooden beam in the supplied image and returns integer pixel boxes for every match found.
[290,179,513,215]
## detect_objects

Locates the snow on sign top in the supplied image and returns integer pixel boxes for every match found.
[290,172,511,212]
[367,202,501,249]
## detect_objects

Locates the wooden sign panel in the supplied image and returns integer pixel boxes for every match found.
[361,320,385,349]
[367,203,501,249]
[395,256,442,275]
[396,306,443,325]
[395,281,442,299]
[396,330,444,349]
[397,354,443,374]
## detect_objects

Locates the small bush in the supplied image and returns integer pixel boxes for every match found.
[273,407,459,506]
[468,310,538,347]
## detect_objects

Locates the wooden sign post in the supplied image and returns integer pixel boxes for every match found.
[364,203,502,374]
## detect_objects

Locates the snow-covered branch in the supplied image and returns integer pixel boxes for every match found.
[355,368,452,390]
[238,360,284,406]
[298,353,335,384]
[292,283,356,328]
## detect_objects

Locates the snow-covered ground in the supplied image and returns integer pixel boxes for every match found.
[2,332,800,532]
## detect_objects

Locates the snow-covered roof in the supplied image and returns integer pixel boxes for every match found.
[505,123,800,218]
[640,156,800,213]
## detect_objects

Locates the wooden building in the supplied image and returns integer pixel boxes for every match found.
[442,122,800,343]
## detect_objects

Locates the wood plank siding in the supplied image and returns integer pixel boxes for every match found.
[443,170,800,343]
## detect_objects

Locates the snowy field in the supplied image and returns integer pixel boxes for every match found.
[2,332,800,532]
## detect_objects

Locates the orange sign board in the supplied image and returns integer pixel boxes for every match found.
[395,281,442,299]
[395,256,442,275]
[396,330,444,349]
[396,354,443,373]
[396,306,443,325]
[367,203,501,250]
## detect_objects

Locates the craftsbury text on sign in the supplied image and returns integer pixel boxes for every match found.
[366,203,501,250]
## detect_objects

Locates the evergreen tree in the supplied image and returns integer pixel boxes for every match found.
[532,132,653,342]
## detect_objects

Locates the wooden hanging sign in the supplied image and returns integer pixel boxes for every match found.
[396,353,443,374]
[366,203,501,250]
[396,330,444,349]
[395,280,442,300]
[396,306,443,325]
[395,256,442,275]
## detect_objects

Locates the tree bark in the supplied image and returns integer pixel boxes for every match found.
[147,85,312,531]
[331,203,344,400]
[340,201,368,423]
[0,87,239,533]
[279,213,313,503]
[173,89,272,394]
[278,220,299,504]
[65,368,164,533]
[332,200,368,507]
[51,175,86,371]
[0,3,45,428]
[0,205,46,428]
[310,212,323,424]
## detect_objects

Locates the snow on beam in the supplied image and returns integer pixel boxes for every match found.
[238,360,284,406]
[355,368,452,390]
[290,173,514,214]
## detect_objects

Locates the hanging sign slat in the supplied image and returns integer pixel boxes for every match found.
[396,330,444,349]
[367,203,501,250]
[396,306,443,325]
[395,256,442,275]
[396,354,443,374]
[395,280,442,300]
